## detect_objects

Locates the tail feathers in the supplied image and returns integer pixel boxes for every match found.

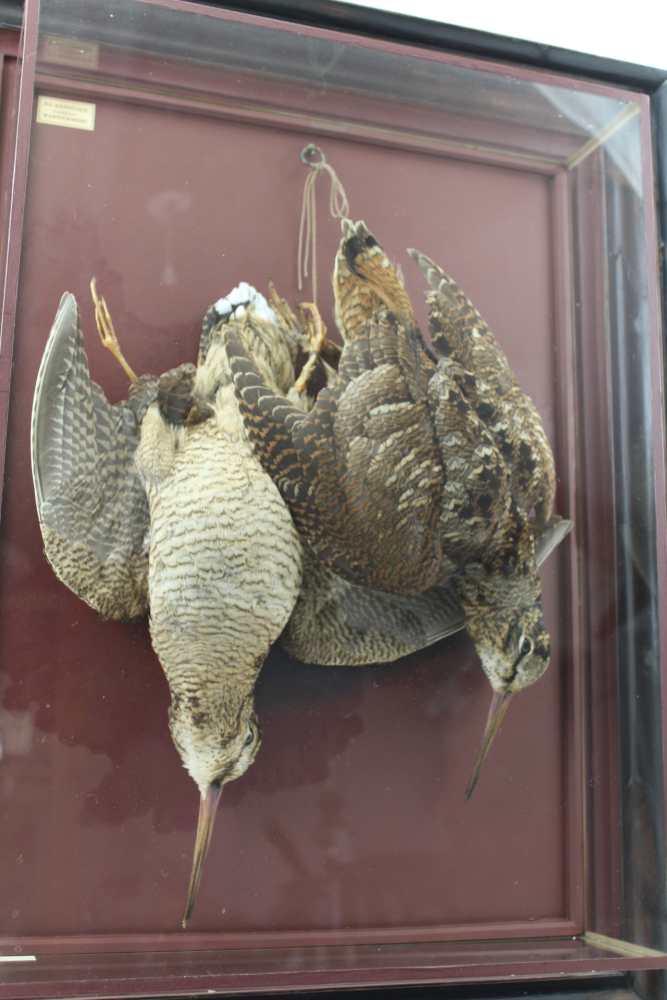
[407,247,488,359]
[408,248,464,305]
[407,248,448,292]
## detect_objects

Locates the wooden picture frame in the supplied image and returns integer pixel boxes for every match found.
[1,2,666,997]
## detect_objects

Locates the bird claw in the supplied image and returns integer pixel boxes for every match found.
[90,277,138,384]
[300,302,327,354]
[294,302,326,395]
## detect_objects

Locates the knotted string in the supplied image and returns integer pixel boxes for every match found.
[297,144,350,305]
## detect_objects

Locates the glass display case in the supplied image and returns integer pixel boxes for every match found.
[0,1,666,997]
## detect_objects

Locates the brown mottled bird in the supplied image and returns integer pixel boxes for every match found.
[404,244,569,791]
[228,221,571,795]
[31,284,303,926]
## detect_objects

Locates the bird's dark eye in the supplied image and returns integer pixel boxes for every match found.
[364,234,378,248]
[243,727,254,748]
[520,636,533,657]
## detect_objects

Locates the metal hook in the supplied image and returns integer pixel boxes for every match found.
[300,143,326,168]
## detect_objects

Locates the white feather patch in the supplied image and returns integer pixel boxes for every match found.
[213,282,276,325]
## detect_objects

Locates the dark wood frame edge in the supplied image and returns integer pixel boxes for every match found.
[201,0,667,93]
[1,3,667,999]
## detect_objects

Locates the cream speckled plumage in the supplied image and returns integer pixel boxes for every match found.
[135,386,302,794]
[31,289,303,926]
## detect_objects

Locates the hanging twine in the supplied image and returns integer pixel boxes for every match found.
[297,144,350,306]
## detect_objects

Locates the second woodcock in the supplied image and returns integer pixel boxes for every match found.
[228,220,572,795]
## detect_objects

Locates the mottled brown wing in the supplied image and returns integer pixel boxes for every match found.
[31,293,155,620]
[284,512,571,668]
[229,332,365,582]
[292,311,444,594]
[229,309,444,592]
[336,304,435,390]
[226,327,315,515]
[282,547,465,666]
[409,248,556,529]
[426,359,511,568]
[407,248,513,390]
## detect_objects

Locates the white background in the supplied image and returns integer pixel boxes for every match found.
[345,0,667,72]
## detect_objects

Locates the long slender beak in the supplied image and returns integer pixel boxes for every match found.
[465,690,513,800]
[181,781,223,928]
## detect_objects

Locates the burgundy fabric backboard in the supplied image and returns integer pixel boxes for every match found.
[0,91,574,944]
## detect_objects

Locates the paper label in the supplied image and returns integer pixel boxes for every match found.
[36,96,96,132]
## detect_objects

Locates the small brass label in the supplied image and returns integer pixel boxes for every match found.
[42,35,100,69]
[36,96,96,132]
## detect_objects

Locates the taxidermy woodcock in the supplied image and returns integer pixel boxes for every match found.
[228,220,572,798]
[31,283,307,927]
[30,279,471,926]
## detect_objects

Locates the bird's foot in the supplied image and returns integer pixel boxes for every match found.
[294,302,326,394]
[90,277,138,383]
[300,302,327,353]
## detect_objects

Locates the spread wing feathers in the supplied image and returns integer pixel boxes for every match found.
[282,549,465,666]
[31,293,154,620]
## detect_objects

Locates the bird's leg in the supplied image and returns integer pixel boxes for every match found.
[90,277,138,384]
[293,302,327,394]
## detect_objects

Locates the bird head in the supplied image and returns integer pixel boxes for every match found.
[168,693,262,927]
[462,581,550,800]
[454,506,572,798]
[466,599,551,694]
[334,219,414,334]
